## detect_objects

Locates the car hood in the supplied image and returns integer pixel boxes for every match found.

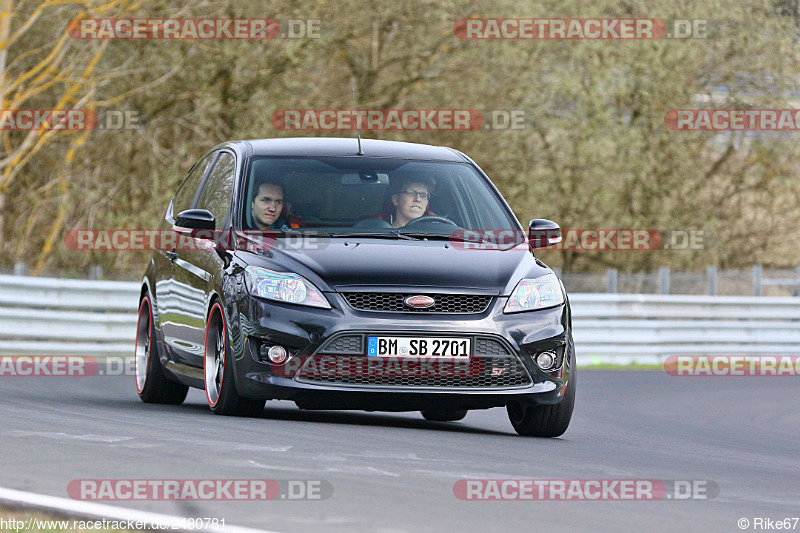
[240,239,551,295]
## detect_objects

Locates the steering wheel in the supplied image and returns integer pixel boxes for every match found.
[402,215,459,228]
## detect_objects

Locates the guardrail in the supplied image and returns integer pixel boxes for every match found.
[570,294,800,364]
[1,275,798,364]
[0,274,139,356]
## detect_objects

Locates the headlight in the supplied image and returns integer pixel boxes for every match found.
[504,273,564,313]
[244,266,331,309]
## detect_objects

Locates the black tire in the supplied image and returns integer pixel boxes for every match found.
[506,338,576,438]
[421,409,468,422]
[204,301,265,417]
[135,294,189,405]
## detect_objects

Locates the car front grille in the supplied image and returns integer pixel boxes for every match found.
[341,293,492,314]
[296,335,532,389]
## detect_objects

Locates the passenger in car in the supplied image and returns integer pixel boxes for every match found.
[250,179,305,230]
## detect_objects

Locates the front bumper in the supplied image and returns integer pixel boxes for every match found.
[227,292,573,411]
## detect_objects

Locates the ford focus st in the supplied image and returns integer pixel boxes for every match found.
[135,137,576,437]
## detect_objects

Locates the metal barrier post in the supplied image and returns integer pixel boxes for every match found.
[606,268,618,293]
[796,266,800,297]
[753,264,763,296]
[89,265,103,280]
[659,266,670,295]
[707,266,717,296]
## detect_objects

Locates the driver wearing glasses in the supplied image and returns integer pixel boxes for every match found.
[388,177,434,228]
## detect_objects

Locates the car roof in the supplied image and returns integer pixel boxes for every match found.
[236,137,467,162]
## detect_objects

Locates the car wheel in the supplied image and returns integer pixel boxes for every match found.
[135,294,189,404]
[421,409,468,422]
[506,338,576,438]
[204,302,265,417]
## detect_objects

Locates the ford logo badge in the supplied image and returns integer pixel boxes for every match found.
[404,295,435,308]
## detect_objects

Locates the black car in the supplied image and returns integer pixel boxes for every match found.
[135,137,576,437]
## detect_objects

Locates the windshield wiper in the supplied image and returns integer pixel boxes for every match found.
[326,231,422,240]
[397,232,488,243]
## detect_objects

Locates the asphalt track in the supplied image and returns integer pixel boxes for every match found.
[1,370,798,533]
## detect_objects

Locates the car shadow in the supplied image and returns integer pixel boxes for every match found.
[263,406,513,436]
[153,400,515,436]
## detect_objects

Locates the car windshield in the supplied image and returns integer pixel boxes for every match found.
[241,156,520,236]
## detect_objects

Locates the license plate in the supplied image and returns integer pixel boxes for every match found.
[367,336,470,358]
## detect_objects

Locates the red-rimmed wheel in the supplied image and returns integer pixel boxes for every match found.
[204,301,265,416]
[135,293,188,404]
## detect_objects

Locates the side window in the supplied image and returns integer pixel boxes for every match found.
[197,152,236,226]
[172,152,215,215]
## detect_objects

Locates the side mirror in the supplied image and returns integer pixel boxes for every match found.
[174,209,215,235]
[528,219,562,250]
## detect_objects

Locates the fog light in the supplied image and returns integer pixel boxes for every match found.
[259,344,288,364]
[267,345,288,364]
[536,350,556,371]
